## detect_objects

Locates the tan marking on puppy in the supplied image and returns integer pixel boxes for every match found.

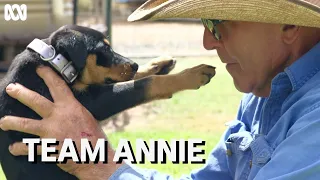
[72,54,135,91]
[73,82,88,91]
[104,39,110,45]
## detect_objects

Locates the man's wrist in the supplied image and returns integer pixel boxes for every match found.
[75,144,125,180]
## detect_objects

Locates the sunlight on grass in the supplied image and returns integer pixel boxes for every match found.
[154,56,242,118]
[0,166,4,180]
[130,56,243,133]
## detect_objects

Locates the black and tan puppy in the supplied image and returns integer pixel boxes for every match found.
[0,25,216,180]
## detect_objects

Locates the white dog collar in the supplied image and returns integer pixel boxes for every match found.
[27,38,78,84]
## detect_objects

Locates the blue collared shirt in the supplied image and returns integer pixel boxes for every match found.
[109,42,320,180]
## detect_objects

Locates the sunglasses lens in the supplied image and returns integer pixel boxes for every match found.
[201,19,224,40]
[201,19,214,33]
[215,33,221,40]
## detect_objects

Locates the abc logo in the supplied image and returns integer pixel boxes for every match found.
[4,4,27,21]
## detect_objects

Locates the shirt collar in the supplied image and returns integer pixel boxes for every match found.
[284,42,320,91]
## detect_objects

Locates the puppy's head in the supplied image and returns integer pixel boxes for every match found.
[48,25,138,90]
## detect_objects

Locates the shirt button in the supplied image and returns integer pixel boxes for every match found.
[226,149,232,156]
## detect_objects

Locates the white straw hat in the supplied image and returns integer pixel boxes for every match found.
[128,0,320,28]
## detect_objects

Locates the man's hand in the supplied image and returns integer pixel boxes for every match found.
[0,66,123,180]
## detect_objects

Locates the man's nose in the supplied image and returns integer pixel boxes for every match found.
[203,28,222,50]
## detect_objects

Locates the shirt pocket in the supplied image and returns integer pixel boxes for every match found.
[225,129,253,177]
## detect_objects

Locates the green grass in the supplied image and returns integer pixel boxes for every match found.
[0,57,243,179]
[155,57,241,118]
[0,167,3,180]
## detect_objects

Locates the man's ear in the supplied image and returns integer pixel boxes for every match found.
[281,25,300,45]
[51,29,88,71]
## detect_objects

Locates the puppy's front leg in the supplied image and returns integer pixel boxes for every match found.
[141,64,216,101]
[87,64,215,120]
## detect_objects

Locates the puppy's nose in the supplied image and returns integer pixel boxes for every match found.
[131,63,139,72]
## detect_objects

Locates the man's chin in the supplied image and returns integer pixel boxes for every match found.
[232,78,254,94]
[234,83,251,94]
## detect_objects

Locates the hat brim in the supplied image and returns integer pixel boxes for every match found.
[127,0,320,28]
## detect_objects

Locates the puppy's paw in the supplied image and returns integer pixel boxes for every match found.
[134,56,177,80]
[179,64,216,89]
[147,55,177,75]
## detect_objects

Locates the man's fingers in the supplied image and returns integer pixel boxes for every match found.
[5,83,54,118]
[9,142,42,156]
[36,66,75,102]
[0,116,45,137]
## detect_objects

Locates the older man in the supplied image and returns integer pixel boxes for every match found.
[1,0,320,179]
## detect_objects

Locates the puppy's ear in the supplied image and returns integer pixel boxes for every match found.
[50,29,88,71]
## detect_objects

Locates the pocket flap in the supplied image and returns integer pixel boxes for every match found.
[226,131,253,152]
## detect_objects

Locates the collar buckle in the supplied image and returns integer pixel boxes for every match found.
[27,38,78,84]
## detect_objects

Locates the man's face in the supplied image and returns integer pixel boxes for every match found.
[203,21,290,97]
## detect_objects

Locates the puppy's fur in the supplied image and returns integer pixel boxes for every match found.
[0,25,216,180]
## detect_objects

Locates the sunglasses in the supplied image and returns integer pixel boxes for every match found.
[201,19,226,41]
